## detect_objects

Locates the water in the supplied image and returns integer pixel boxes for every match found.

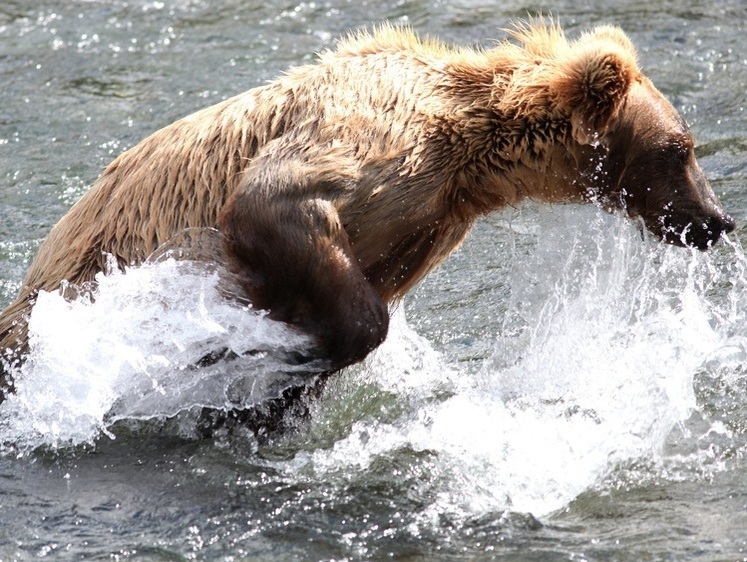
[1,0,747,559]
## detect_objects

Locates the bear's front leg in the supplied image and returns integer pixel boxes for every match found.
[218,186,389,371]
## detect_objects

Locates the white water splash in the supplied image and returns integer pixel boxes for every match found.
[0,204,742,521]
[0,257,319,452]
[281,205,736,518]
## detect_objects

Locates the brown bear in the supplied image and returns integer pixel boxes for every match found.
[0,21,735,405]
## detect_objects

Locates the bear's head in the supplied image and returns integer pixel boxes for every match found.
[505,23,735,249]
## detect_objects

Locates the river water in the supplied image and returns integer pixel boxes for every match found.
[1,0,747,560]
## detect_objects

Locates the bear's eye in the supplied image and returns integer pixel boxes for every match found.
[666,142,691,164]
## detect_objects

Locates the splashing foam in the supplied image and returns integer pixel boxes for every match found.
[0,205,741,519]
[0,257,318,453]
[282,205,735,518]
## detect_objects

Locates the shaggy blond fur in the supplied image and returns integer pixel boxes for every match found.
[0,21,732,394]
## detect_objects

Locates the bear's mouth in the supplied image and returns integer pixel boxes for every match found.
[654,212,736,251]
[587,189,735,251]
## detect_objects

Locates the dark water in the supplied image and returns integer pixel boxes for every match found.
[1,0,747,560]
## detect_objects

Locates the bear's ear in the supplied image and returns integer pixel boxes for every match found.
[551,26,640,145]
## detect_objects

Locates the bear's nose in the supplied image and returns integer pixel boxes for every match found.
[720,213,737,234]
[680,213,736,250]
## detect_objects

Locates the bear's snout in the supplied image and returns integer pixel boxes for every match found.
[660,211,735,251]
